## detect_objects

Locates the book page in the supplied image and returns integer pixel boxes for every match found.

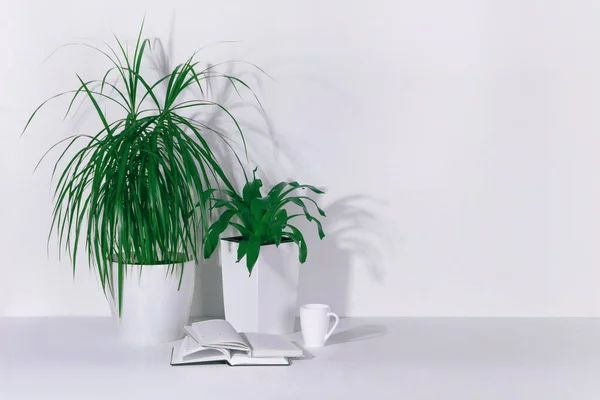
[242,333,304,358]
[171,336,231,365]
[229,352,289,366]
[189,320,250,352]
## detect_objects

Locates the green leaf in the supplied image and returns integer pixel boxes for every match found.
[273,208,287,225]
[287,195,326,217]
[230,222,250,237]
[245,235,261,275]
[213,209,237,234]
[236,239,248,263]
[312,217,326,240]
[288,181,325,194]
[273,226,283,247]
[290,197,325,239]
[203,229,220,260]
[287,225,307,263]
[200,188,216,204]
[251,197,268,222]
[267,181,288,199]
[242,176,263,203]
[211,198,231,210]
[204,209,235,259]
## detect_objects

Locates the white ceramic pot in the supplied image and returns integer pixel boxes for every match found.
[220,239,299,334]
[107,258,196,344]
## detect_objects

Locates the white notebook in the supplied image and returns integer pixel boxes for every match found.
[170,319,303,366]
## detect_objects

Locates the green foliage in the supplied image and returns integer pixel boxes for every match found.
[203,169,326,274]
[22,23,254,316]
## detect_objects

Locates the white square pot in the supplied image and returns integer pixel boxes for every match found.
[220,239,300,334]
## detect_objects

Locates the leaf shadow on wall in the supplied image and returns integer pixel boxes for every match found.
[188,67,284,318]
[146,20,391,319]
[146,31,282,318]
[296,195,389,316]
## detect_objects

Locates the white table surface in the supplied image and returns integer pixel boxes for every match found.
[1,317,600,399]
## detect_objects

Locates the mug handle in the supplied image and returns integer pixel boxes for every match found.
[324,312,339,342]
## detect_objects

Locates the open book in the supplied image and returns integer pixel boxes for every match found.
[171,319,304,366]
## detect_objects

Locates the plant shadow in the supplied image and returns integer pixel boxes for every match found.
[148,23,281,191]
[145,22,283,318]
[146,19,393,319]
[296,195,389,315]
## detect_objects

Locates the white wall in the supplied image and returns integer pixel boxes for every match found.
[3,0,600,317]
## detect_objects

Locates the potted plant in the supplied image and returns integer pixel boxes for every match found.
[202,169,326,334]
[23,27,251,343]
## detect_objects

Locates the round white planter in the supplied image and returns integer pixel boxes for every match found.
[107,259,196,344]
[220,239,299,334]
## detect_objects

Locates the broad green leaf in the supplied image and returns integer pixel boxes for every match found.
[273,226,283,247]
[242,176,263,203]
[289,181,325,194]
[246,235,261,275]
[290,197,325,239]
[211,198,231,210]
[236,239,248,263]
[287,225,308,263]
[267,181,288,199]
[211,209,236,236]
[273,208,288,224]
[230,222,251,237]
[286,195,326,217]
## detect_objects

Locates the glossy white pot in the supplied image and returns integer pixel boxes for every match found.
[107,258,196,344]
[221,239,299,334]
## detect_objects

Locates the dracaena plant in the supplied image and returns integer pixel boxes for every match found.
[202,169,326,274]
[22,25,254,314]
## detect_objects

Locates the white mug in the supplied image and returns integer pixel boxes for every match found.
[300,304,339,347]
